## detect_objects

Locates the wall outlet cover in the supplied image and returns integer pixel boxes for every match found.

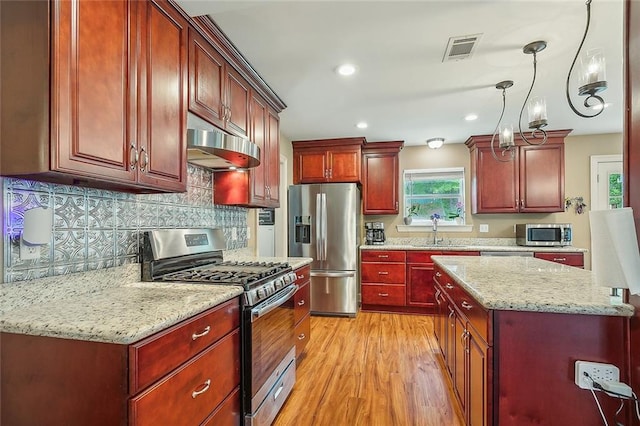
[479,224,489,233]
[19,237,41,260]
[575,360,620,389]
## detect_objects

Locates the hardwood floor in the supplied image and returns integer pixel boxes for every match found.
[274,313,464,426]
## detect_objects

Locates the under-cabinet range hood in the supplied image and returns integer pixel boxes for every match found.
[187,128,260,169]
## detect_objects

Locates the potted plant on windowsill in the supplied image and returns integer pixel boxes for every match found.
[447,201,465,224]
[404,204,419,225]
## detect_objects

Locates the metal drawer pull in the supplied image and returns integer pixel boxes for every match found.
[191,325,211,340]
[461,301,473,310]
[435,271,442,277]
[445,283,454,289]
[298,274,305,279]
[274,383,285,400]
[378,271,389,275]
[191,379,211,398]
[298,333,306,340]
[378,255,389,258]
[553,257,567,262]
[378,293,389,297]
[298,300,305,306]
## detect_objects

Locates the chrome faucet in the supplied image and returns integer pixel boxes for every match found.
[432,216,443,246]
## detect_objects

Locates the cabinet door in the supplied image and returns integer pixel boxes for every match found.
[473,146,519,213]
[136,0,187,191]
[434,288,444,349]
[266,109,281,205]
[225,67,250,138]
[295,150,328,183]
[468,331,489,426]
[454,312,467,413]
[363,151,399,214]
[519,144,565,212]
[328,147,361,182]
[406,263,436,309]
[446,304,456,375]
[249,94,268,204]
[53,0,136,182]
[188,28,225,128]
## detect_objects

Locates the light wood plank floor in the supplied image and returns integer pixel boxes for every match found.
[273,312,464,426]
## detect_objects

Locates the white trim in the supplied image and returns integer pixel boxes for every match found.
[590,154,623,211]
[396,224,473,233]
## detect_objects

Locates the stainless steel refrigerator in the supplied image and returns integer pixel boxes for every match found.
[288,183,360,316]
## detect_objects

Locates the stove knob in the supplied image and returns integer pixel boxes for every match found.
[256,288,264,299]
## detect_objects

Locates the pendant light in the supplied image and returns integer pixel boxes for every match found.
[518,40,548,146]
[566,0,607,118]
[490,80,515,162]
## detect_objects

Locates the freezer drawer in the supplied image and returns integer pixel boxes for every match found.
[310,271,358,317]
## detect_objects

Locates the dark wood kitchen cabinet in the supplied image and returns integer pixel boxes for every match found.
[465,130,571,213]
[1,298,242,425]
[293,265,311,361]
[0,0,188,193]
[213,94,280,207]
[362,141,404,215]
[292,137,365,184]
[406,251,441,310]
[361,250,407,309]
[187,27,251,140]
[534,251,584,268]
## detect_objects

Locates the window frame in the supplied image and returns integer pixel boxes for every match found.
[403,167,466,226]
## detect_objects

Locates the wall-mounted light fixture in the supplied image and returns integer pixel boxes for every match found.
[426,138,444,149]
[490,80,515,162]
[518,40,549,146]
[566,0,607,118]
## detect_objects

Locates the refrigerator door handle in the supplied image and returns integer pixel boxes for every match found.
[315,193,323,260]
[321,192,328,261]
[311,271,356,278]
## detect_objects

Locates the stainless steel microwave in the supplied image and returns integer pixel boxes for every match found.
[515,223,572,246]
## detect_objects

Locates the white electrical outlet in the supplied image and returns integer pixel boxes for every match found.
[19,238,40,260]
[479,224,489,233]
[575,361,620,389]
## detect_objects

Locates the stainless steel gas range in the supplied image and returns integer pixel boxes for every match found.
[141,228,298,426]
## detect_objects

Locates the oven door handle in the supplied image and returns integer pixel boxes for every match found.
[251,284,299,323]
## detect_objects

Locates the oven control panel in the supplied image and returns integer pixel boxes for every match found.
[245,272,298,306]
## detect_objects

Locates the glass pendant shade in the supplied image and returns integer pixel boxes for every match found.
[578,48,607,96]
[498,124,514,149]
[527,96,548,129]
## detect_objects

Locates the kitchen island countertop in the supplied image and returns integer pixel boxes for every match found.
[433,255,634,317]
[361,244,586,252]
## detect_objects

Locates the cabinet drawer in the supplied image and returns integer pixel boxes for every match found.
[361,263,406,284]
[294,265,311,286]
[295,313,311,357]
[130,329,241,426]
[406,251,442,263]
[361,284,406,306]
[361,250,406,262]
[534,252,584,267]
[129,298,240,393]
[201,386,241,426]
[294,281,310,324]
[456,292,490,344]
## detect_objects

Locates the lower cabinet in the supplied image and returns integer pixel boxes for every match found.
[434,265,627,426]
[1,298,242,425]
[534,251,584,268]
[294,265,311,360]
[362,249,479,314]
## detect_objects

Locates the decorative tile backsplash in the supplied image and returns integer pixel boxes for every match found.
[2,165,247,283]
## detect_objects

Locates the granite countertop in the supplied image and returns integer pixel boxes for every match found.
[0,264,243,344]
[432,256,634,317]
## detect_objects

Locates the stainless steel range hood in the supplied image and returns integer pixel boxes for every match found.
[186,114,260,169]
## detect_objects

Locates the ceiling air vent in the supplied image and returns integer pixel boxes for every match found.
[443,34,482,62]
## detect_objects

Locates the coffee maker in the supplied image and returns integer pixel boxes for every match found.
[365,222,386,245]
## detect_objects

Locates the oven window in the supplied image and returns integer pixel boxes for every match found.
[250,295,295,394]
[529,228,560,242]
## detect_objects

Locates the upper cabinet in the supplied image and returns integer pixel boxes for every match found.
[362,141,404,215]
[465,130,571,213]
[0,0,188,192]
[292,138,365,184]
[187,28,250,139]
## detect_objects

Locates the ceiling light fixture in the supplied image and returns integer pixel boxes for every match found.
[356,121,368,129]
[465,114,478,121]
[427,138,444,149]
[490,80,516,162]
[336,63,356,76]
[518,40,549,146]
[566,0,607,118]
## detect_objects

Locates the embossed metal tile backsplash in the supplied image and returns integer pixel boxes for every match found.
[2,165,248,283]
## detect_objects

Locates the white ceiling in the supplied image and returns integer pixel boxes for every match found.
[175,0,624,146]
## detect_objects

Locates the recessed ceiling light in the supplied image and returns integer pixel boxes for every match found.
[336,63,357,76]
[356,121,368,129]
[465,114,478,121]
